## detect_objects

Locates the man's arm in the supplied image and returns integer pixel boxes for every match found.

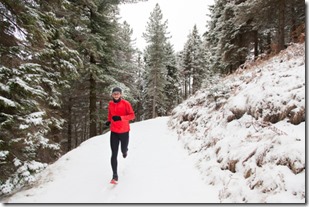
[121,101,135,121]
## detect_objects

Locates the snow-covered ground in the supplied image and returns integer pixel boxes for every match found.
[2,117,220,203]
[168,43,305,203]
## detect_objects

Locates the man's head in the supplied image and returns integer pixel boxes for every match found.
[111,87,122,101]
[112,87,122,94]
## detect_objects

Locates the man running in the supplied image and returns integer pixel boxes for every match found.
[105,87,135,184]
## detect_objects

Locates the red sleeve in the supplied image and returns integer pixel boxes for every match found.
[121,101,135,121]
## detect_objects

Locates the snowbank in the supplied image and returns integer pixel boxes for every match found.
[168,43,305,203]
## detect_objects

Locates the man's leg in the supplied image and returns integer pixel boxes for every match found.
[120,132,129,158]
[110,132,119,180]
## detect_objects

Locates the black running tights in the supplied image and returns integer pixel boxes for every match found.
[110,131,129,178]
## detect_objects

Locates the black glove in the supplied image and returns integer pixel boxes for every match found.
[105,121,111,127]
[112,116,121,121]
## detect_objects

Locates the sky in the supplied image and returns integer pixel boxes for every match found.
[118,0,215,52]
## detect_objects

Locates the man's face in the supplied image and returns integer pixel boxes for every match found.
[112,92,122,100]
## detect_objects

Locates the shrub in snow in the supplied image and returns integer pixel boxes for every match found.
[0,160,47,195]
[0,62,64,197]
[168,43,305,203]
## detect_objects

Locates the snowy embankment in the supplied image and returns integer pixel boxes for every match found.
[3,117,220,203]
[168,43,305,203]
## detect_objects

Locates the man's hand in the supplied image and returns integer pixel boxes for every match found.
[112,116,121,121]
[105,121,111,126]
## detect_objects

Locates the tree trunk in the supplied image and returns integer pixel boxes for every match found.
[67,97,72,151]
[152,71,157,118]
[184,77,188,99]
[89,72,97,138]
[290,6,297,43]
[253,30,258,59]
[188,75,192,96]
[99,100,103,134]
[73,114,78,147]
[278,0,286,51]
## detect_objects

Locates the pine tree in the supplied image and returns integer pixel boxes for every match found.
[133,51,145,121]
[0,0,81,195]
[112,21,140,102]
[164,42,181,114]
[114,21,141,119]
[88,1,119,138]
[244,0,305,51]
[142,3,170,119]
[63,0,120,140]
[203,0,225,74]
[219,1,247,73]
[181,25,205,97]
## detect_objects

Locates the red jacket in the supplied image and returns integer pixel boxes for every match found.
[108,99,135,133]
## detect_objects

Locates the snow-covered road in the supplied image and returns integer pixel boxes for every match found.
[4,117,219,203]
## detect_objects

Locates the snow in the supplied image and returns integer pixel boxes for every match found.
[168,43,305,203]
[0,96,16,107]
[0,151,9,161]
[25,112,45,126]
[2,117,220,203]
